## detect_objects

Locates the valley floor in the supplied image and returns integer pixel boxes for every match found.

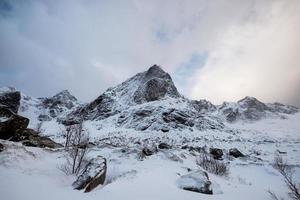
[1,113,300,200]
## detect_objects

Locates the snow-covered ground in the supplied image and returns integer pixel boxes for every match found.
[1,112,300,200]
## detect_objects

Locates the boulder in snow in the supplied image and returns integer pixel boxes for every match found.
[158,142,171,149]
[72,156,107,192]
[177,170,213,194]
[229,148,245,158]
[209,148,223,160]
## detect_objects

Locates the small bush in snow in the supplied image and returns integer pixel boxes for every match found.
[59,122,90,175]
[268,155,300,200]
[196,153,229,176]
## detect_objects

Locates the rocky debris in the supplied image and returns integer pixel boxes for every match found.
[0,108,29,140]
[191,99,216,114]
[0,142,4,152]
[181,145,206,154]
[142,147,157,156]
[162,109,194,127]
[0,89,21,114]
[73,156,107,192]
[69,92,116,121]
[38,114,51,121]
[21,129,62,148]
[229,148,244,158]
[177,170,213,195]
[158,142,171,149]
[209,148,223,160]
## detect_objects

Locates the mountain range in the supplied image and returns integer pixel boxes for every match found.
[1,65,298,133]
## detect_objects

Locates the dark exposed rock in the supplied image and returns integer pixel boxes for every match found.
[221,107,241,122]
[162,109,193,126]
[0,143,4,152]
[40,90,78,118]
[73,156,107,192]
[0,90,21,113]
[21,129,62,148]
[158,142,171,149]
[38,114,51,121]
[133,65,180,103]
[142,147,156,156]
[229,148,244,158]
[209,148,223,160]
[191,99,216,114]
[177,170,213,195]
[0,108,29,140]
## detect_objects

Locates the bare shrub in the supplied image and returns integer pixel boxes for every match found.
[196,153,229,176]
[60,122,90,175]
[269,155,300,200]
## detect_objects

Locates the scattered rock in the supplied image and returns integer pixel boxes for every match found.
[158,142,171,149]
[73,156,107,192]
[0,143,4,152]
[142,147,156,156]
[21,129,63,148]
[229,148,244,158]
[38,114,51,121]
[177,170,213,195]
[209,148,223,160]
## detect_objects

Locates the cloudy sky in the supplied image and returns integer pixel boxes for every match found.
[1,0,300,106]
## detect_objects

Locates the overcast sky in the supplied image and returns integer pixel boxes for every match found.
[1,0,300,106]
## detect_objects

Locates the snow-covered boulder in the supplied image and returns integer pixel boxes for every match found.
[72,156,107,192]
[176,170,213,194]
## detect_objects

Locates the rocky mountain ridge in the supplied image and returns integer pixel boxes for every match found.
[1,65,298,133]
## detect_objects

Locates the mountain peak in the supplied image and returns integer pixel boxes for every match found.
[52,90,77,102]
[145,64,171,81]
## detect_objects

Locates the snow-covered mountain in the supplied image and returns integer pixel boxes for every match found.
[1,65,300,200]
[1,65,298,133]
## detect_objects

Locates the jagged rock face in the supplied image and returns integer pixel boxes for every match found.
[0,90,21,114]
[117,106,225,132]
[133,65,180,103]
[68,65,180,121]
[40,90,78,118]
[237,96,269,120]
[268,102,298,114]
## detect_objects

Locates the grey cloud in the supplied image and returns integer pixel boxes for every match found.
[0,0,299,106]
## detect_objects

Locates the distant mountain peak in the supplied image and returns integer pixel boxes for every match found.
[52,90,77,102]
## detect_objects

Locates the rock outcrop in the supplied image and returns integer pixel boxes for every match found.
[73,156,107,192]
[0,89,21,114]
